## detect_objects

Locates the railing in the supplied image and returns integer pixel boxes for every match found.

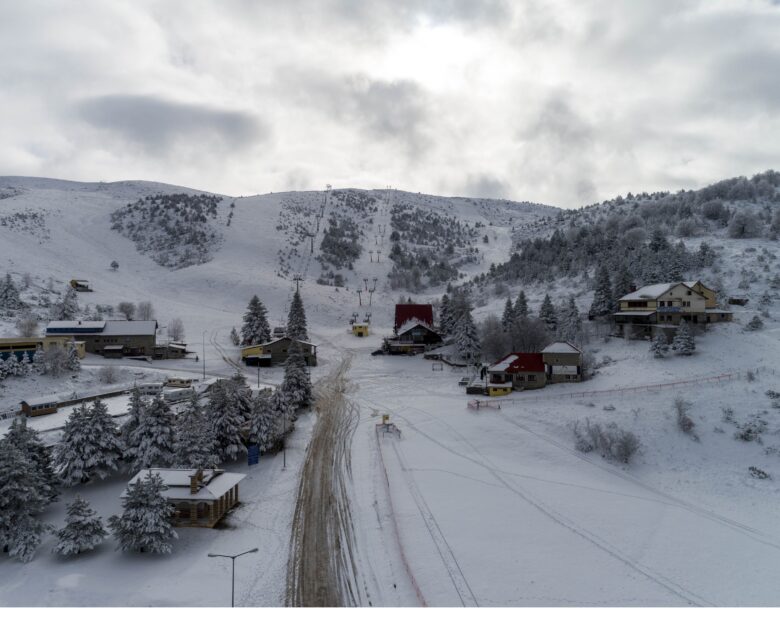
[468,371,750,408]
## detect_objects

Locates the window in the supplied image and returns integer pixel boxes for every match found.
[528,374,536,381]
[687,290,692,295]
[628,301,647,308]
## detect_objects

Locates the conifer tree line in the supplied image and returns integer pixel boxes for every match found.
[0,345,313,562]
[239,289,309,345]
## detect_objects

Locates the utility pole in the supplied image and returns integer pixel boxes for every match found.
[376,250,381,263]
[357,289,363,306]
[369,251,374,262]
[207,548,259,607]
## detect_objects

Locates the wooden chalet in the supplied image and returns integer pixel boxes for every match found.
[385,303,443,355]
[125,468,245,528]
[241,336,317,367]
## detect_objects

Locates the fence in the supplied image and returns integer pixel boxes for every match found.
[468,371,748,408]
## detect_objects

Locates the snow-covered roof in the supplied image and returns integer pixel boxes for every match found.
[396,318,435,336]
[620,282,706,301]
[103,320,158,336]
[488,353,545,373]
[488,354,516,372]
[21,394,65,406]
[541,341,581,354]
[126,468,246,501]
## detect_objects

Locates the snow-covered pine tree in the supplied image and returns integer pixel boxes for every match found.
[558,296,582,342]
[0,439,51,562]
[501,297,514,332]
[66,341,81,371]
[248,391,274,451]
[539,294,558,333]
[130,394,175,472]
[453,306,481,366]
[668,241,688,282]
[108,472,177,554]
[173,391,219,469]
[287,289,309,341]
[697,242,715,267]
[4,419,59,502]
[0,273,24,311]
[589,265,614,319]
[32,348,46,374]
[439,293,452,335]
[612,264,635,301]
[514,291,529,320]
[240,295,271,346]
[650,333,670,358]
[52,286,79,321]
[121,385,146,464]
[230,326,240,346]
[267,389,294,445]
[281,341,312,411]
[53,495,107,556]
[206,378,250,461]
[54,400,124,485]
[671,320,695,356]
[746,315,764,331]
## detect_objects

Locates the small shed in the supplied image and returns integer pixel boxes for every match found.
[69,279,92,292]
[20,395,61,417]
[124,468,246,528]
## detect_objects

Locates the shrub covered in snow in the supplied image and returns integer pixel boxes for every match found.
[573,419,641,464]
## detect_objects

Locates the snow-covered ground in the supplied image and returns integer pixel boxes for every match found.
[2,176,780,606]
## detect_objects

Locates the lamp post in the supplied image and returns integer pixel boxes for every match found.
[207,547,259,607]
[201,330,207,380]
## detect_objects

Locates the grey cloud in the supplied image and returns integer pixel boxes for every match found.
[77,94,267,155]
[519,94,593,148]
[461,174,510,199]
[703,47,780,113]
[277,70,430,156]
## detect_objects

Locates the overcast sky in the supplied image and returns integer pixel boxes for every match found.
[1,1,778,207]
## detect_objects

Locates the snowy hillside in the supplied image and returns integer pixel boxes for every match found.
[2,174,780,607]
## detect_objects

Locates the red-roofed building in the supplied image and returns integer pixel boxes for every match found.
[394,304,434,332]
[487,352,546,391]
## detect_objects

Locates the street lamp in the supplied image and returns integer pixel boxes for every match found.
[207,547,259,607]
[201,330,207,380]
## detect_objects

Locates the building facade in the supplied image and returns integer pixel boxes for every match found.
[241,337,317,367]
[541,341,583,383]
[46,320,158,356]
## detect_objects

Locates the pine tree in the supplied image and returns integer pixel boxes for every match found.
[229,327,240,346]
[558,296,582,342]
[267,389,293,445]
[697,242,715,267]
[453,307,481,366]
[248,392,274,451]
[746,315,764,331]
[648,228,669,253]
[514,290,529,320]
[281,341,313,411]
[650,333,669,358]
[287,290,309,341]
[240,295,271,346]
[121,386,146,460]
[0,440,50,562]
[0,273,24,310]
[4,420,59,503]
[129,395,175,472]
[66,341,81,371]
[612,264,635,301]
[173,392,219,469]
[439,293,453,335]
[589,265,614,319]
[53,495,107,556]
[52,286,79,321]
[501,297,514,331]
[109,472,177,554]
[539,294,558,333]
[671,320,695,356]
[206,378,250,461]
[55,400,123,485]
[668,241,687,282]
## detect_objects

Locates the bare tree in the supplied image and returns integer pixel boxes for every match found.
[508,316,549,352]
[137,301,155,321]
[15,314,39,337]
[480,314,509,362]
[117,302,136,320]
[167,318,185,342]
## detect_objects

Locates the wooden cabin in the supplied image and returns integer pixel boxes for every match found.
[20,395,61,417]
[69,279,92,292]
[124,468,245,528]
[241,337,317,367]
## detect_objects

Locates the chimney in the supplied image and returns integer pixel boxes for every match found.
[190,468,203,494]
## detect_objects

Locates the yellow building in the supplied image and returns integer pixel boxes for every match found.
[0,336,85,361]
[487,382,513,397]
[352,323,369,337]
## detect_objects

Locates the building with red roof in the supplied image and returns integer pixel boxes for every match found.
[394,304,434,332]
[487,352,546,391]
